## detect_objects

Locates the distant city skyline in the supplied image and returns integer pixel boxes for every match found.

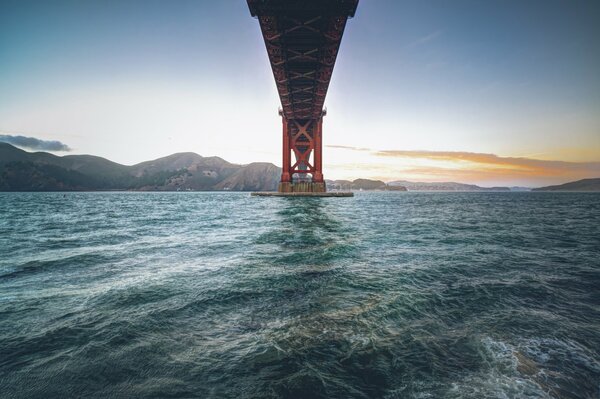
[1,0,599,186]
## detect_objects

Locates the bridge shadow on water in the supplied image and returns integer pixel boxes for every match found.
[222,198,391,399]
[253,197,357,267]
[244,197,360,321]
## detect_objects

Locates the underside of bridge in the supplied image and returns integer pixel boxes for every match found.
[248,0,358,193]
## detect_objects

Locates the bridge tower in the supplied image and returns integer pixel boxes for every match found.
[248,0,358,194]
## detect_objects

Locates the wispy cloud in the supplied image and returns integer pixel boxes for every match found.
[374,150,599,175]
[326,145,371,152]
[0,134,71,151]
[326,145,600,184]
[406,30,443,48]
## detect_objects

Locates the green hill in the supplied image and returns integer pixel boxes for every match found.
[0,143,280,191]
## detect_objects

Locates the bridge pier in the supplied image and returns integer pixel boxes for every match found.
[247,0,357,198]
[278,111,327,193]
[278,181,326,193]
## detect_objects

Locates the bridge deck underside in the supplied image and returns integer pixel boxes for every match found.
[249,0,358,120]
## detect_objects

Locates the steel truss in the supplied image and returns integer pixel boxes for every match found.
[248,0,358,192]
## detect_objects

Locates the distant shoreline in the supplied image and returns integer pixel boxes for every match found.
[1,143,598,192]
[2,190,600,193]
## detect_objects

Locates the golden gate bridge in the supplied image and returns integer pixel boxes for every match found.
[248,0,358,197]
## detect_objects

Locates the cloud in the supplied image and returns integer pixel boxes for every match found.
[373,150,600,175]
[0,134,71,151]
[327,145,600,184]
[326,144,371,152]
[406,30,443,48]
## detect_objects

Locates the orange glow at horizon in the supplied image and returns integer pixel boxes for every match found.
[324,146,600,187]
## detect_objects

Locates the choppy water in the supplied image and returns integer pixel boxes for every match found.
[0,192,599,398]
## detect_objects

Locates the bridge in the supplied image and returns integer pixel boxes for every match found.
[247,0,358,195]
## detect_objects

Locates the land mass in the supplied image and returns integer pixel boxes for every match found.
[532,178,600,192]
[326,179,407,191]
[1,143,596,192]
[387,180,511,192]
[0,143,279,191]
[0,144,403,192]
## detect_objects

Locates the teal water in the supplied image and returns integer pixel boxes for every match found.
[0,192,598,398]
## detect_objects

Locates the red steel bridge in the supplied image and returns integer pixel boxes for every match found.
[247,0,358,193]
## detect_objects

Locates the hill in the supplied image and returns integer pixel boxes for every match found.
[387,180,510,191]
[532,178,600,192]
[215,162,281,191]
[8,143,591,193]
[0,143,279,191]
[326,179,407,191]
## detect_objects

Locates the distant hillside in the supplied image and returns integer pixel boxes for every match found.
[0,143,279,191]
[326,179,407,191]
[387,180,510,191]
[532,178,600,192]
[215,162,280,191]
[9,142,591,193]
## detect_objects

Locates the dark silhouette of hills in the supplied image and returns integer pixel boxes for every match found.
[0,143,279,191]
[387,180,510,191]
[2,143,597,192]
[326,179,407,191]
[532,178,600,192]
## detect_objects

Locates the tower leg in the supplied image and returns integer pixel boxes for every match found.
[278,116,293,192]
[310,116,326,192]
[313,116,324,183]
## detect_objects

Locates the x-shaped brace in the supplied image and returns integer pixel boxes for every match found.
[291,120,315,171]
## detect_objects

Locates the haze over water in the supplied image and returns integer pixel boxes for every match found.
[1,192,598,398]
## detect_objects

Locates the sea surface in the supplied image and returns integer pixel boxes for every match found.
[0,192,599,399]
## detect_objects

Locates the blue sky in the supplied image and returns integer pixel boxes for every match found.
[1,0,599,185]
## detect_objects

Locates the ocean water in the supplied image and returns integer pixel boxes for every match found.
[0,192,598,399]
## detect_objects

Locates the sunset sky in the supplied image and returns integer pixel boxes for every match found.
[1,0,599,187]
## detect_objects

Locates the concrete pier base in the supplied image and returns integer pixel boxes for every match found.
[277,181,327,193]
[255,181,351,197]
[251,191,354,197]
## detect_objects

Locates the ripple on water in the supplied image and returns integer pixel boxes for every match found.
[0,192,598,398]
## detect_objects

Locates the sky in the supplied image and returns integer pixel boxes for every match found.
[1,0,599,187]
